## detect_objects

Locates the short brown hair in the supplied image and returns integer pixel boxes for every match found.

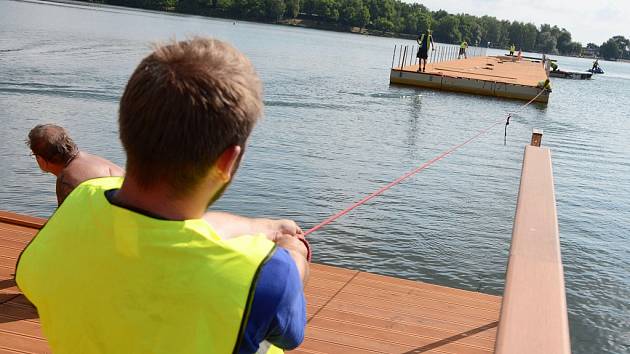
[119,38,263,194]
[27,124,79,165]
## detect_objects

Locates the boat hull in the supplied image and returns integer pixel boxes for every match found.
[549,70,592,80]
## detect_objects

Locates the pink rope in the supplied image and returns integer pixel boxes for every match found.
[303,89,546,237]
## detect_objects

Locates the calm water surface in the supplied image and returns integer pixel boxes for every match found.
[1,0,629,352]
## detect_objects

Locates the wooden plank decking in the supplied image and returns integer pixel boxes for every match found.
[0,211,501,353]
[397,56,547,87]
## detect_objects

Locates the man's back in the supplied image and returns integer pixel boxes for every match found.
[18,178,285,354]
[57,152,123,204]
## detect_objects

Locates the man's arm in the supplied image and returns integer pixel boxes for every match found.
[55,173,75,205]
[204,212,302,239]
[203,211,310,283]
[269,233,310,283]
[242,248,307,353]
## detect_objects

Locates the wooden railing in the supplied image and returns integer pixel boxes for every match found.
[495,130,571,354]
[0,210,46,229]
[390,43,488,69]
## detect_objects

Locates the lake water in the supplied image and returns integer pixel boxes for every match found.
[1,0,629,352]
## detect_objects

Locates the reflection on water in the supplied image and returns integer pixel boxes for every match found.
[405,94,423,161]
[1,1,629,352]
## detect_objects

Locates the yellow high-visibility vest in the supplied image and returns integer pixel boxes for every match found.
[417,33,432,49]
[17,177,283,354]
[537,80,552,90]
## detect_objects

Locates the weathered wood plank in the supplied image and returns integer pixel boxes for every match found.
[495,144,570,354]
[0,212,45,230]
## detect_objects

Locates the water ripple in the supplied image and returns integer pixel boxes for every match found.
[0,2,629,353]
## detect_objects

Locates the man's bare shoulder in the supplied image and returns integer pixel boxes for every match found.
[63,152,124,184]
[80,153,124,173]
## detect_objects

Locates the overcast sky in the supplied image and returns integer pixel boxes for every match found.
[411,0,628,45]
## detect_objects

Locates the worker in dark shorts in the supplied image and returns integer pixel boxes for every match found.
[416,30,435,72]
[458,40,468,59]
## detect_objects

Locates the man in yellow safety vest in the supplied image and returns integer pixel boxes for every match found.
[416,29,435,72]
[458,40,468,59]
[17,38,310,354]
[537,78,552,90]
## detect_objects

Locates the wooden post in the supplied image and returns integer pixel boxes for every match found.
[400,45,409,71]
[531,129,543,147]
[391,45,397,69]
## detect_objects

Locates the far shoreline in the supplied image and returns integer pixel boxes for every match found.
[15,0,627,63]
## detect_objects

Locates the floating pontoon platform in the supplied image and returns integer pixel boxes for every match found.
[390,56,551,103]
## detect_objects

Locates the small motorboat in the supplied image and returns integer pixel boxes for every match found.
[587,67,604,74]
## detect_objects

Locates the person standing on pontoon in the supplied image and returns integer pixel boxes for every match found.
[416,30,435,72]
[458,40,468,59]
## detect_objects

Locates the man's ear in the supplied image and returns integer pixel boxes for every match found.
[35,155,49,172]
[214,145,242,182]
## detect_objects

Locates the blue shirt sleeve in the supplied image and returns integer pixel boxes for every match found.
[239,247,306,354]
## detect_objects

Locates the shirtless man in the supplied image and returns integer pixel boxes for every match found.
[26,124,306,245]
[27,124,124,205]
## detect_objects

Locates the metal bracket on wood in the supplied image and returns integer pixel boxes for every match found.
[531,129,543,147]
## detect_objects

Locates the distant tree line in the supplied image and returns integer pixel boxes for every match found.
[587,36,630,60]
[83,0,627,58]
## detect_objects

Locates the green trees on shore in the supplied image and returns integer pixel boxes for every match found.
[597,36,630,60]
[84,0,626,58]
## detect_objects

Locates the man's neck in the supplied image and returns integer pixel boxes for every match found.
[112,178,212,221]
[49,151,82,177]
[49,163,66,177]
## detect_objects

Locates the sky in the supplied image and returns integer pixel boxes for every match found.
[411,0,629,45]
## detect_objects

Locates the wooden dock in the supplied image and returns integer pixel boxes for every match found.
[390,55,550,103]
[0,132,570,354]
[0,210,501,353]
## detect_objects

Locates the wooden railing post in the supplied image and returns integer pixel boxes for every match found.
[391,45,397,69]
[531,129,543,146]
[495,130,571,354]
